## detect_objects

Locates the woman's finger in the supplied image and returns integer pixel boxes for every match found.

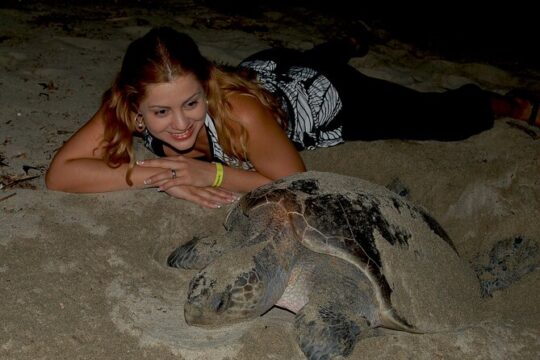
[144,168,179,185]
[158,175,235,196]
[203,186,240,199]
[163,185,239,208]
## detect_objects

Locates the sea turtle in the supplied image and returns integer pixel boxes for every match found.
[167,171,480,359]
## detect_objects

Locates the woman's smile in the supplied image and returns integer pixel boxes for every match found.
[169,125,195,141]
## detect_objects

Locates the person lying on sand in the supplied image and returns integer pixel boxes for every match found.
[45,26,540,208]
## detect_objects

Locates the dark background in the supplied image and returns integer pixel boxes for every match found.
[260,1,538,72]
[2,0,538,72]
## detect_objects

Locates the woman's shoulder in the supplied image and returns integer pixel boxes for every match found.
[227,93,276,127]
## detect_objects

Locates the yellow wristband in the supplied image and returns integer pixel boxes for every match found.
[212,162,224,187]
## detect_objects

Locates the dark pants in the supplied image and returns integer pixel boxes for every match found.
[242,41,495,141]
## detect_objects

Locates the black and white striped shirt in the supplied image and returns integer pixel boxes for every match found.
[239,59,343,150]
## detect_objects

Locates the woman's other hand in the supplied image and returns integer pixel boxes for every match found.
[160,184,238,209]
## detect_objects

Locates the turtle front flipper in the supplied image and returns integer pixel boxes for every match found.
[169,201,291,270]
[168,233,242,270]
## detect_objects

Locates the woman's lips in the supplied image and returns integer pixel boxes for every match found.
[169,126,193,141]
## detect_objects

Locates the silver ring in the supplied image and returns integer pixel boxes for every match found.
[171,169,177,179]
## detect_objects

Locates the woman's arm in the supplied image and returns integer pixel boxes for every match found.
[45,106,158,192]
[46,106,236,207]
[46,107,236,208]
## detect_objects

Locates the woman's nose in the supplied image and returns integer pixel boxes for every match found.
[171,110,191,130]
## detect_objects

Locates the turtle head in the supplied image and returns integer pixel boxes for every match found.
[184,245,289,327]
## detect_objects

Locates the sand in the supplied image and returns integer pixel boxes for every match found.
[1,1,539,359]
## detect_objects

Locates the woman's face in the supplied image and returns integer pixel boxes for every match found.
[139,73,207,151]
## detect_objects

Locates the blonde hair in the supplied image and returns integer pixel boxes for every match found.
[206,66,286,162]
[98,27,285,185]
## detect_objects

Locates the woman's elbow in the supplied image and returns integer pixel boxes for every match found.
[45,165,69,191]
[45,170,60,191]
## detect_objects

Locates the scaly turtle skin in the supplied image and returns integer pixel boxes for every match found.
[168,171,480,359]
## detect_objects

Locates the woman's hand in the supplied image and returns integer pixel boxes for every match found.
[138,155,216,189]
[161,184,238,209]
[138,155,239,207]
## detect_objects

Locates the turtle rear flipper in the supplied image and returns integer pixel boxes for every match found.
[471,236,539,297]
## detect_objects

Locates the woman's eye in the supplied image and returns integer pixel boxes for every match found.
[185,100,199,109]
[154,109,168,117]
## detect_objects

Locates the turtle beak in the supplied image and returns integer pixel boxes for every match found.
[183,292,233,327]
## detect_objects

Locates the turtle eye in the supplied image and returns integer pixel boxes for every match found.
[212,292,231,313]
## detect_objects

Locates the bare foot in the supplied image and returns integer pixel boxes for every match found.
[512,97,540,127]
[503,90,540,127]
[526,98,540,127]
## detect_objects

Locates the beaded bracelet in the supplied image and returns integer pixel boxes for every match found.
[212,162,224,187]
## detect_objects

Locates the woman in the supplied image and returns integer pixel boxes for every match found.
[45,26,539,208]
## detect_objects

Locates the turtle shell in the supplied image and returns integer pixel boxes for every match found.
[227,171,480,331]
